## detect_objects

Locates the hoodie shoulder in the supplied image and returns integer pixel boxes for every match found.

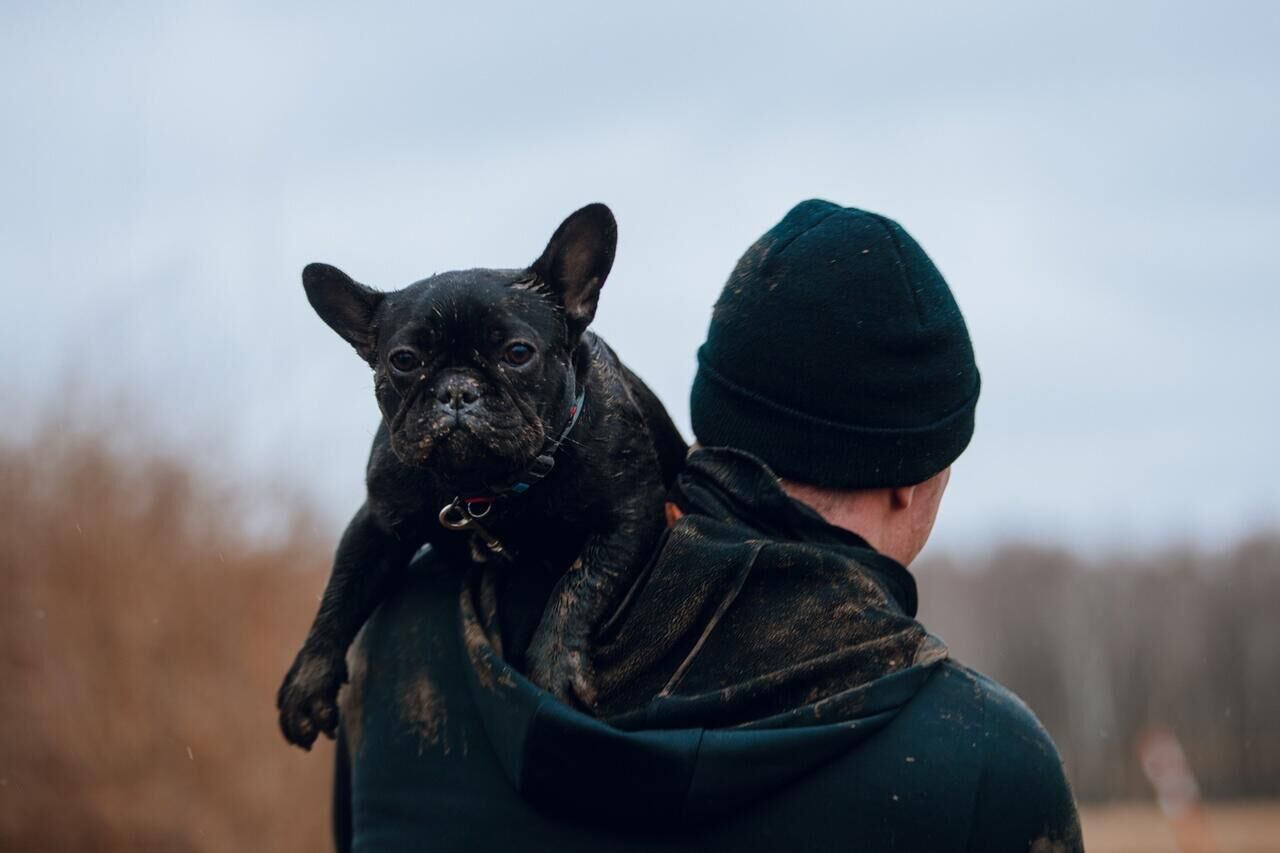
[953,665,1083,853]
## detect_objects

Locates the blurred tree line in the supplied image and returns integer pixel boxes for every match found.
[917,537,1280,802]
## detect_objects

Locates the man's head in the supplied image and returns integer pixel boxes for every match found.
[690,199,979,561]
[781,468,951,566]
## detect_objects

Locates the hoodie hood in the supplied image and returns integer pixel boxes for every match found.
[457,447,948,827]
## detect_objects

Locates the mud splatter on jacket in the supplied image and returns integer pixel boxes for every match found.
[333,448,1082,852]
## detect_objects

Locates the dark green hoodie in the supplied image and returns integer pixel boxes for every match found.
[333,449,1082,852]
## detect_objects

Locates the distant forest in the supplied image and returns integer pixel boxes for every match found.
[917,537,1280,802]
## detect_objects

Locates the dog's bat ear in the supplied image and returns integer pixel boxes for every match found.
[302,263,384,363]
[529,203,617,337]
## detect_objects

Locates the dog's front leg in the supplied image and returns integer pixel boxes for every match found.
[277,502,417,749]
[526,510,664,710]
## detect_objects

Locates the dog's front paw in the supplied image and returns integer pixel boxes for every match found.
[277,649,348,750]
[527,633,598,711]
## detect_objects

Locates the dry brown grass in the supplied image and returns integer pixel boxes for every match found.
[0,424,336,851]
[1080,802,1280,853]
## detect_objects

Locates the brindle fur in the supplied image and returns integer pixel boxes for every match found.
[277,204,685,749]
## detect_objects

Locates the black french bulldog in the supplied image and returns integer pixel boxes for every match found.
[277,203,686,749]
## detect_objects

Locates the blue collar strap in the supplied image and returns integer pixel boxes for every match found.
[461,385,587,511]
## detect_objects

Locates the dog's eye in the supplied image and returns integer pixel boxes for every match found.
[504,342,535,366]
[389,348,420,372]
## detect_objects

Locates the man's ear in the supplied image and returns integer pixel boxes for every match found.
[529,203,617,337]
[302,263,384,363]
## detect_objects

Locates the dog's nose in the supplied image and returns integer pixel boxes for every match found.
[436,378,480,411]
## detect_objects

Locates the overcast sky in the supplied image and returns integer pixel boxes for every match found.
[3,1,1277,552]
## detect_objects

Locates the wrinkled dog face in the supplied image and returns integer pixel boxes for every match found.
[368,269,568,474]
[302,204,617,484]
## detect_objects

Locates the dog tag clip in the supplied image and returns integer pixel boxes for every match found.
[439,498,506,556]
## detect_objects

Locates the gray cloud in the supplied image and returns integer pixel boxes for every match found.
[3,0,1277,551]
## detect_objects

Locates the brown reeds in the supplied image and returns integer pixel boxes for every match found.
[0,422,335,851]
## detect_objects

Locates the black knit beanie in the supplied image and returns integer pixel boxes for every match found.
[690,199,981,489]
